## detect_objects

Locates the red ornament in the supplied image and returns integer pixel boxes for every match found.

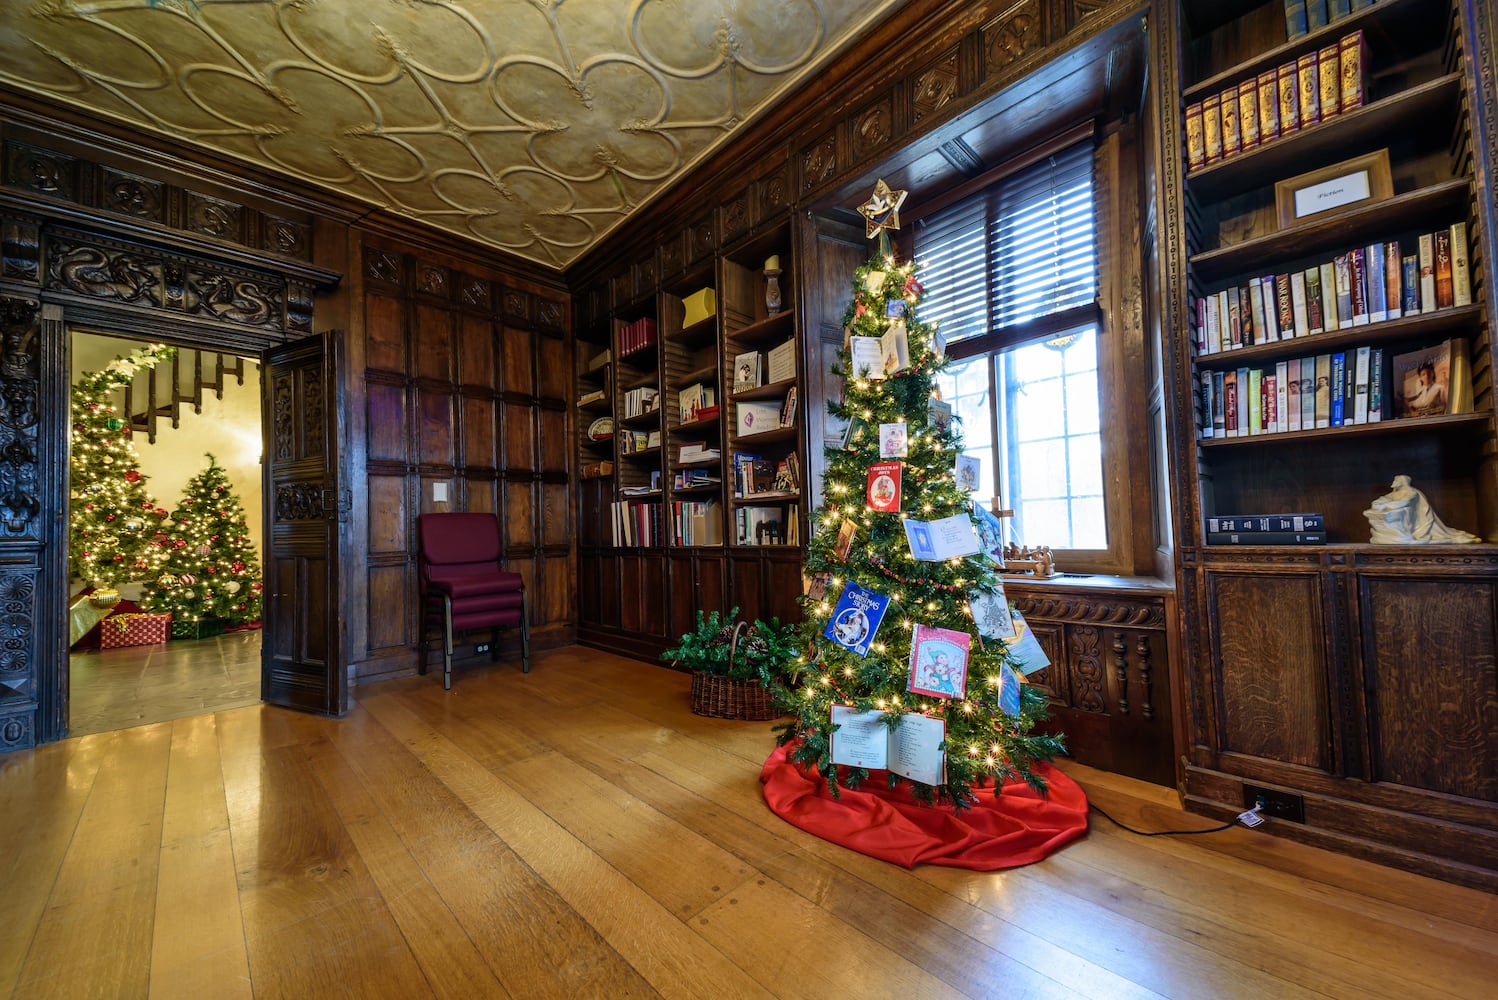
[173,539,186,549]
[105,514,114,522]
[156,508,168,517]
[231,561,246,573]
[85,503,95,511]
[124,470,141,483]
[251,582,263,594]
[206,566,217,574]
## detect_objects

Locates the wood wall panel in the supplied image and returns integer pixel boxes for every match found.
[464,481,496,514]
[415,303,453,383]
[504,403,535,471]
[667,553,695,642]
[459,314,493,386]
[461,396,496,469]
[541,554,570,624]
[620,554,644,633]
[366,476,407,553]
[728,556,766,626]
[539,410,567,474]
[367,565,409,650]
[597,553,620,629]
[365,293,405,373]
[763,559,803,626]
[1363,577,1498,801]
[541,483,568,548]
[416,389,454,467]
[501,328,533,394]
[537,335,568,400]
[504,480,535,548]
[365,383,408,463]
[1207,571,1330,771]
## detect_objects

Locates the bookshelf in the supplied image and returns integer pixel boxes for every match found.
[1163,0,1498,888]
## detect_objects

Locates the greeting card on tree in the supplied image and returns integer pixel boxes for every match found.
[968,584,1016,640]
[832,519,858,561]
[927,397,953,433]
[829,706,946,786]
[973,503,1006,565]
[850,337,883,379]
[994,663,1024,717]
[1002,610,1051,676]
[879,422,908,458]
[880,320,910,376]
[903,514,981,560]
[824,581,892,656]
[866,461,902,512]
[908,625,971,699]
[954,454,980,492]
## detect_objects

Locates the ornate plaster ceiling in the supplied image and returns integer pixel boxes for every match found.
[0,0,901,269]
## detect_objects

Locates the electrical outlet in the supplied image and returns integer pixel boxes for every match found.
[1242,784,1304,823]
[475,643,491,654]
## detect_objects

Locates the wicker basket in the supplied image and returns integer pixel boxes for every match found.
[688,620,783,721]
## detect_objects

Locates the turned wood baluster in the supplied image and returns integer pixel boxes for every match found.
[1137,633,1154,719]
[1112,630,1128,715]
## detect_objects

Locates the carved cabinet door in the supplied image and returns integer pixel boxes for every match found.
[260,330,348,715]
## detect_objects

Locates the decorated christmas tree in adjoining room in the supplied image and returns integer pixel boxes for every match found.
[770,180,1068,810]
[144,453,264,632]
[68,344,176,595]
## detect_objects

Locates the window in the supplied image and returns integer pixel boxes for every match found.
[916,139,1110,559]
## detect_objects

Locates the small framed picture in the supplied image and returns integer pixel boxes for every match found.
[1274,149,1392,230]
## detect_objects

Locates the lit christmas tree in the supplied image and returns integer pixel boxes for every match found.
[69,344,175,593]
[773,182,1064,807]
[145,453,263,630]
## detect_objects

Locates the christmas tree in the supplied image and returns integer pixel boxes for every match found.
[69,344,176,591]
[145,453,264,629]
[773,181,1065,807]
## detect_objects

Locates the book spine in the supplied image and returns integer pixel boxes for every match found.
[1276,360,1289,433]
[1213,371,1227,434]
[1208,530,1327,545]
[1334,254,1353,324]
[1297,52,1320,126]
[1278,62,1301,133]
[1214,514,1326,532]
[1315,354,1332,428]
[1384,239,1402,319]
[1206,290,1222,352]
[1349,246,1368,325]
[1402,254,1421,315]
[1318,43,1341,119]
[1185,102,1205,170]
[1339,30,1365,112]
[1319,261,1339,330]
[1259,275,1281,341]
[1249,277,1268,345]
[1238,79,1260,150]
[1365,242,1387,323]
[1203,93,1223,164]
[1287,358,1302,431]
[1352,0,1374,7]
[1418,232,1437,312]
[1329,0,1351,18]
[1257,71,1281,140]
[1307,0,1329,29]
[1353,345,1371,424]
[1300,357,1315,428]
[1199,370,1215,438]
[1330,352,1346,426]
[1450,223,1472,307]
[1219,86,1241,158]
[1290,271,1309,337]
[1343,346,1357,423]
[1236,367,1250,436]
[1285,1,1309,40]
[1449,336,1474,415]
[1276,273,1296,336]
[1304,267,1324,335]
[1240,284,1255,345]
[1224,370,1239,437]
[1248,368,1263,435]
[1228,287,1242,348]
[1368,347,1383,422]
[1435,228,1454,309]
[1195,294,1208,354]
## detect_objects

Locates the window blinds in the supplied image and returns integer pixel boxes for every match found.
[915,141,1096,345]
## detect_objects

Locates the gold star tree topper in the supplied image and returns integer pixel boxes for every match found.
[858,179,908,239]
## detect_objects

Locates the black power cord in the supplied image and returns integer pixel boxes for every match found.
[1088,801,1248,837]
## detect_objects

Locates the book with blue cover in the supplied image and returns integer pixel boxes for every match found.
[825,581,892,657]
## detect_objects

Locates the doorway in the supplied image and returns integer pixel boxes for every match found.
[66,329,265,736]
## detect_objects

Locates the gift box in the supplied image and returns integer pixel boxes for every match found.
[170,616,227,640]
[98,612,173,649]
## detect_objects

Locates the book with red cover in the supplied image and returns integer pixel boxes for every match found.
[866,461,902,512]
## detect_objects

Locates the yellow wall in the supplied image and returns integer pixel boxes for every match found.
[69,332,265,579]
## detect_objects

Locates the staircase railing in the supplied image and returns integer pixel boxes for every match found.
[124,349,248,443]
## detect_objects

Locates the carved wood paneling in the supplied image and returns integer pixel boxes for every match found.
[852,98,894,161]
[982,1,1044,74]
[912,50,960,126]
[0,299,41,543]
[800,130,838,192]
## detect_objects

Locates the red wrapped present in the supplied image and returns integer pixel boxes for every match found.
[99,612,173,649]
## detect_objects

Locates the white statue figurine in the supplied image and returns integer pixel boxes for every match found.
[1363,475,1480,544]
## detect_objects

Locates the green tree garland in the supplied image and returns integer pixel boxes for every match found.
[771,249,1065,807]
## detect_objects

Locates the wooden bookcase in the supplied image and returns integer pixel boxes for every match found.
[575,218,807,659]
[1162,0,1498,889]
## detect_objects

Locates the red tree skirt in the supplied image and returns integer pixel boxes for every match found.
[760,743,1089,870]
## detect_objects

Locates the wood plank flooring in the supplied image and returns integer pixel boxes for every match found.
[3,646,1495,999]
[69,631,261,737]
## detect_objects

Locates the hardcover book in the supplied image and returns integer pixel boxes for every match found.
[903,514,982,561]
[1285,0,1309,39]
[1203,93,1223,164]
[830,705,946,785]
[1300,362,1315,428]
[1208,530,1327,545]
[1304,267,1324,335]
[733,350,762,393]
[1330,352,1346,426]
[1339,30,1366,112]
[1224,370,1239,436]
[1290,271,1309,337]
[1392,339,1471,418]
[1297,52,1320,126]
[1249,277,1268,344]
[1257,71,1281,140]
[1353,345,1371,424]
[1208,513,1325,533]
[1220,86,1241,157]
[832,518,857,560]
[1307,0,1328,30]
[1349,247,1368,325]
[1434,229,1454,309]
[1450,223,1472,307]
[908,625,971,700]
[1259,276,1280,341]
[1287,358,1302,431]
[1329,0,1351,17]
[866,461,902,512]
[1368,347,1384,422]
[1248,368,1263,435]
[1401,254,1421,315]
[1199,370,1215,439]
[1314,354,1332,428]
[1236,366,1251,434]
[1278,61,1300,133]
[1384,239,1403,319]
[1318,261,1339,330]
[1318,43,1341,119]
[1276,360,1290,433]
[1333,254,1353,324]
[824,581,892,657]
[1275,273,1296,334]
[1365,242,1387,323]
[1418,232,1436,312]
[1238,79,1260,149]
[1185,102,1205,169]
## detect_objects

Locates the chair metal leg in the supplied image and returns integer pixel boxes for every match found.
[521,586,531,674]
[442,594,454,691]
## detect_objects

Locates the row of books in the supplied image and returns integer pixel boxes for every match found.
[622,385,659,418]
[1195,225,1472,355]
[1286,1,1376,41]
[1198,338,1472,438]
[677,440,719,464]
[736,505,799,546]
[677,382,716,422]
[618,317,657,357]
[610,499,661,546]
[619,428,661,453]
[670,500,722,546]
[672,467,719,490]
[731,451,801,497]
[1185,29,1365,170]
[1206,510,1327,546]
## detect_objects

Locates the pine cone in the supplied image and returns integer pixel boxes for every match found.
[711,624,736,647]
[745,638,769,657]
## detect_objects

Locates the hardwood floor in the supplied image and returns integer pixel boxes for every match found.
[4,646,1495,999]
[68,631,262,737]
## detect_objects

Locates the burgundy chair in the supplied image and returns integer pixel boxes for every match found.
[417,512,529,689]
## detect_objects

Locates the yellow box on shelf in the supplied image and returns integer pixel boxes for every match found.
[682,287,716,328]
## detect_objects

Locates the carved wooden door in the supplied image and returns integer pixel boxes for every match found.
[260,330,348,715]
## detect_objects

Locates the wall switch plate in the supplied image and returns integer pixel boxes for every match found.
[432,482,448,502]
